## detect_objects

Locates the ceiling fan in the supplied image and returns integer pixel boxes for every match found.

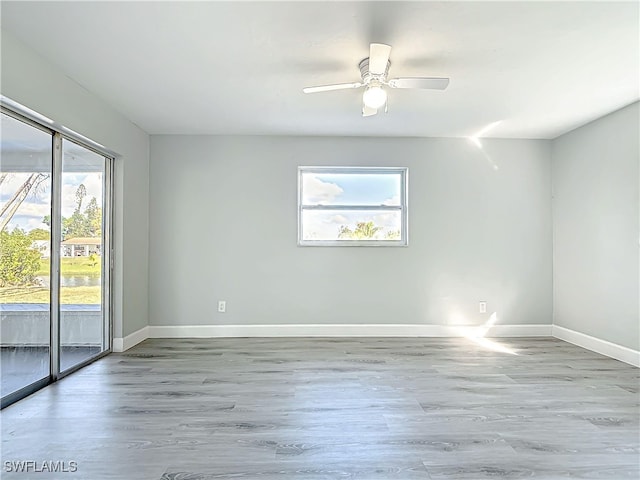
[303,43,450,117]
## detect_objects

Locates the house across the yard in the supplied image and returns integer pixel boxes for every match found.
[61,237,101,257]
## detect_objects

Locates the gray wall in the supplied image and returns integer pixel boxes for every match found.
[552,102,639,350]
[149,136,552,328]
[1,29,150,338]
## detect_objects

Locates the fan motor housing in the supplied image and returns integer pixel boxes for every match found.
[359,58,391,84]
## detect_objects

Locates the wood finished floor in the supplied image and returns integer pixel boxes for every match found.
[1,337,638,479]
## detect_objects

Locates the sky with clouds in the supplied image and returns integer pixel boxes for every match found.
[1,172,103,232]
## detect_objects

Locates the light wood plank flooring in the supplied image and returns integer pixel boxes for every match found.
[1,337,638,479]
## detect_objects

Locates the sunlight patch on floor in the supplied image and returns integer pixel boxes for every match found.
[455,312,519,355]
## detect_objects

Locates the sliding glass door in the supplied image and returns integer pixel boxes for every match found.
[0,113,53,400]
[0,108,112,407]
[60,139,108,372]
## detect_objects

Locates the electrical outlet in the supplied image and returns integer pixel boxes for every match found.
[218,300,226,313]
[479,301,487,314]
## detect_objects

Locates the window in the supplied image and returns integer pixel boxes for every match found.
[298,167,408,246]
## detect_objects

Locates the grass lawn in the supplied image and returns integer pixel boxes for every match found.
[1,257,102,304]
[37,257,101,276]
[0,286,101,304]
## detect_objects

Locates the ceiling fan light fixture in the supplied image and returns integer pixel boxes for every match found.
[302,43,450,116]
[362,85,387,109]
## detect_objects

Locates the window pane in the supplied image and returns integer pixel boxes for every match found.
[59,139,105,372]
[301,209,402,241]
[301,172,401,206]
[0,113,52,398]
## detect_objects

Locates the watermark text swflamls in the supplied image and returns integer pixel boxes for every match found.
[4,460,78,473]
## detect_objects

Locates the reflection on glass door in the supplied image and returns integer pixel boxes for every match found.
[0,113,52,398]
[59,139,108,372]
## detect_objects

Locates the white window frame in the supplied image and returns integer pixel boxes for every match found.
[298,166,408,247]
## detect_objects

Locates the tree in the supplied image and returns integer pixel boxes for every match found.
[0,228,41,286]
[84,197,102,237]
[338,221,384,239]
[56,185,102,240]
[74,184,87,213]
[63,211,88,239]
[28,228,50,240]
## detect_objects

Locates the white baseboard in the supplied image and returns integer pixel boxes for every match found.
[147,323,552,338]
[111,324,638,367]
[552,325,640,367]
[113,325,149,352]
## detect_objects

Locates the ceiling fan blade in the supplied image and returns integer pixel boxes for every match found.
[362,103,378,117]
[369,43,392,75]
[303,82,362,94]
[388,77,450,90]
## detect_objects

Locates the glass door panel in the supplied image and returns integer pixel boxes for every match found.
[0,113,52,398]
[59,139,106,372]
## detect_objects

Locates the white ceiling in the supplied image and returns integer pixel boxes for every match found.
[1,1,638,139]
